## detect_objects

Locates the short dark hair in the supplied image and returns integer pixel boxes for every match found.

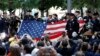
[37,41,45,47]
[66,13,70,15]
[81,42,88,52]
[24,44,32,54]
[34,12,38,17]
[0,46,6,56]
[62,40,68,47]
[93,12,99,16]
[53,14,58,17]
[86,10,91,13]
[75,11,80,14]
[21,37,30,46]
[27,10,31,12]
[69,13,75,16]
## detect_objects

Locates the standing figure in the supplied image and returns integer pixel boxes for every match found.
[52,14,58,22]
[75,11,83,21]
[10,12,20,34]
[66,13,79,39]
[24,10,33,20]
[1,12,10,34]
[83,10,92,23]
[80,13,100,36]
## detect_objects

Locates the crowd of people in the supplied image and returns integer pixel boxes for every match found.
[0,10,100,56]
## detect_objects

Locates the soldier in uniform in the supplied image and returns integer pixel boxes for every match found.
[66,13,79,39]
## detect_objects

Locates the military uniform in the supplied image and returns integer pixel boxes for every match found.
[66,19,79,38]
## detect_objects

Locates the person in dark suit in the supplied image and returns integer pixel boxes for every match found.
[33,12,44,22]
[83,10,92,23]
[80,13,100,35]
[60,13,70,21]
[56,40,72,56]
[10,12,21,34]
[66,13,79,39]
[0,18,5,33]
[91,13,100,33]
[1,12,10,34]
[24,10,34,20]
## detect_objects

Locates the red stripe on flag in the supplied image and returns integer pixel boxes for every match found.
[44,20,85,40]
[78,20,85,23]
[48,31,64,36]
[49,32,63,39]
[48,20,67,25]
[46,26,65,30]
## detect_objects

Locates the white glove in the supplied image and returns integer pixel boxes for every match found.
[72,32,78,37]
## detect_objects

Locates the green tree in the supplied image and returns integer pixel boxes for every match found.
[0,0,8,12]
[73,0,100,14]
[37,0,66,17]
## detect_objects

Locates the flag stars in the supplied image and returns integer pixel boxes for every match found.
[18,20,47,38]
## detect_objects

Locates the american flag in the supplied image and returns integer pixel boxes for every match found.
[18,19,85,39]
[18,20,47,38]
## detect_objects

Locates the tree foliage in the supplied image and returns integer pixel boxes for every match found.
[0,0,8,11]
[73,0,100,10]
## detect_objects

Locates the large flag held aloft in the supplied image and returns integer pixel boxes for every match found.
[18,19,85,39]
[18,20,47,38]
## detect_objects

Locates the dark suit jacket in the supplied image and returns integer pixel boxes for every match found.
[91,19,100,32]
[66,19,79,33]
[83,16,92,23]
[24,15,34,20]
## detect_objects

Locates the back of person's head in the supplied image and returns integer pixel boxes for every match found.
[81,42,88,52]
[9,46,21,56]
[37,47,57,56]
[0,45,6,56]
[26,10,31,15]
[93,12,99,17]
[24,44,32,54]
[37,41,45,47]
[75,51,85,56]
[34,12,38,18]
[93,12,99,16]
[93,43,98,52]
[69,13,75,16]
[62,40,68,47]
[66,13,71,16]
[21,37,30,46]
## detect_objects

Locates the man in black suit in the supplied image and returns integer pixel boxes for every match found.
[1,12,10,34]
[83,10,92,23]
[80,13,100,36]
[91,13,100,33]
[66,13,79,39]
[10,12,21,34]
[33,12,44,22]
[24,10,33,20]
